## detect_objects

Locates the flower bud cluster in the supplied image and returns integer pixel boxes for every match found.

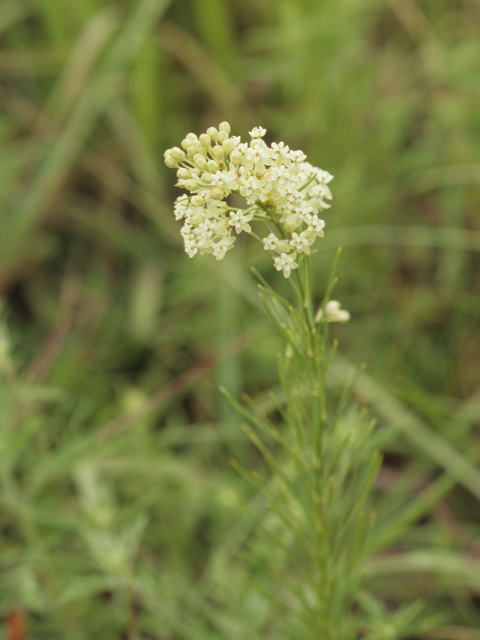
[164,123,333,276]
[315,300,351,324]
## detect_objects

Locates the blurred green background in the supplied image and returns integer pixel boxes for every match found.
[1,0,480,638]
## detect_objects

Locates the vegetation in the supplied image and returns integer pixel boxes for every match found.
[1,0,480,638]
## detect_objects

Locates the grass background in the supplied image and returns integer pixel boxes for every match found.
[1,0,480,637]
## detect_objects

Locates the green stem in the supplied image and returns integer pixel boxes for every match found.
[297,172,317,194]
[285,252,336,638]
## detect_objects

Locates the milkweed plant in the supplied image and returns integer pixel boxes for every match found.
[164,124,419,640]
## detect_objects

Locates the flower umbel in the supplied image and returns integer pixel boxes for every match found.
[164,123,333,277]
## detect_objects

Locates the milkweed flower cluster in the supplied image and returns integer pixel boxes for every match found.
[164,123,333,277]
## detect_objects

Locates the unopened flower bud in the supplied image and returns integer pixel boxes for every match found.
[184,180,199,191]
[211,188,224,199]
[211,145,224,159]
[222,139,234,154]
[201,173,213,183]
[206,159,219,172]
[207,127,218,140]
[164,152,178,168]
[219,122,231,134]
[191,195,205,206]
[199,133,211,146]
[230,149,242,165]
[194,156,207,170]
[177,168,191,180]
[170,147,185,160]
[181,133,198,149]
[190,213,204,225]
[216,130,228,143]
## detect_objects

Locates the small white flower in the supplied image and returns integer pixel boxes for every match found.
[249,126,266,138]
[267,165,289,188]
[174,197,190,221]
[213,236,235,260]
[296,203,314,222]
[184,239,198,258]
[274,252,299,278]
[284,212,302,232]
[289,231,313,254]
[243,146,270,172]
[282,186,301,203]
[308,215,325,237]
[211,219,229,236]
[199,219,214,233]
[270,141,292,167]
[213,244,227,260]
[313,183,332,198]
[196,236,214,251]
[263,233,279,251]
[228,211,253,234]
[316,169,334,184]
[289,149,307,163]
[263,233,289,253]
[238,175,266,203]
[211,169,239,195]
[180,220,194,238]
[204,199,228,217]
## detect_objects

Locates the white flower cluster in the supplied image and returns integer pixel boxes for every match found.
[164,123,333,276]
